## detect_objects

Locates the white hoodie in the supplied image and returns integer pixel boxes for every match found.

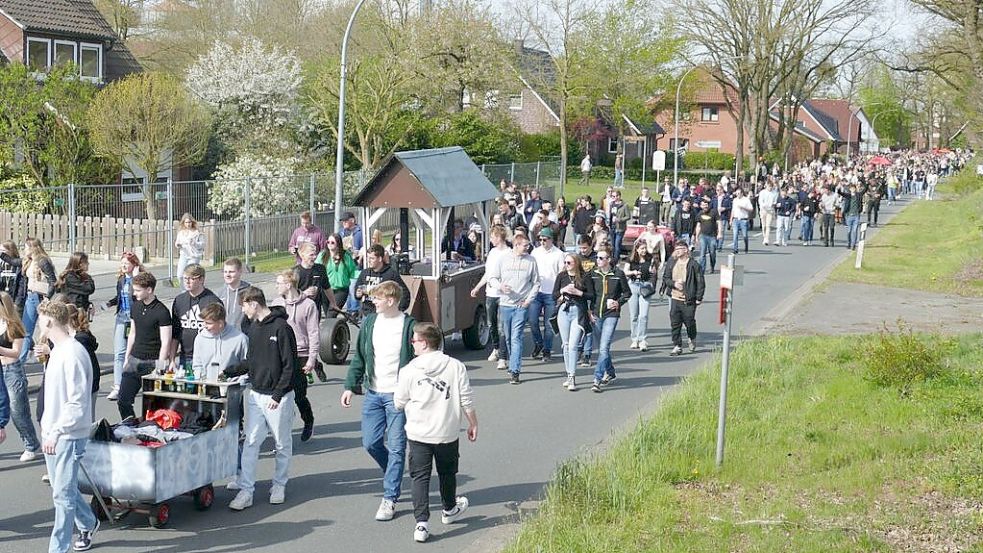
[41,339,92,442]
[394,351,474,444]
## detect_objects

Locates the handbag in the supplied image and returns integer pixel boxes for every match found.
[638,281,656,299]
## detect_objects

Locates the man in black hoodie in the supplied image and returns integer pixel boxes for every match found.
[224,286,298,511]
[169,264,222,371]
[661,242,705,356]
[354,244,411,315]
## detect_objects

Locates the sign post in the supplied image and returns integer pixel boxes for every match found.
[652,151,666,190]
[854,222,869,269]
[716,255,736,469]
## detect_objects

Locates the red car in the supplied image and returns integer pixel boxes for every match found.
[621,224,675,260]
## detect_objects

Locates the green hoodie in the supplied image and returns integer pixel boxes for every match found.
[344,313,416,392]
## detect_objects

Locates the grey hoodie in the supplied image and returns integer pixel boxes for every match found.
[192,323,249,381]
[222,280,251,330]
[394,351,474,444]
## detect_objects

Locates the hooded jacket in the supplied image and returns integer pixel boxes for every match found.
[192,323,249,381]
[394,350,475,444]
[221,280,251,330]
[224,306,297,403]
[57,271,96,310]
[354,264,411,313]
[270,294,320,360]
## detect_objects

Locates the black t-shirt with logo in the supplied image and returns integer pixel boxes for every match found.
[131,298,172,360]
[697,208,720,236]
[171,289,222,359]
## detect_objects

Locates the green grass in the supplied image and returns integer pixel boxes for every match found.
[505,334,983,553]
[829,167,983,297]
[248,251,296,274]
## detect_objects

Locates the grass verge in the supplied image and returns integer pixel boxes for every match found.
[505,333,983,553]
[829,166,983,296]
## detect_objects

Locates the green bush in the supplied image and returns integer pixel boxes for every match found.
[682,151,735,170]
[517,132,562,162]
[862,321,950,394]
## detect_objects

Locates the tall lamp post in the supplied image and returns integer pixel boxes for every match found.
[333,0,370,231]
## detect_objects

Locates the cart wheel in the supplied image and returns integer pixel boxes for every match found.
[193,484,214,511]
[149,503,170,528]
[90,496,110,522]
[462,304,489,350]
[319,317,351,365]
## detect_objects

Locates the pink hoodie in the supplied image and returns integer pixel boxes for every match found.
[270,294,320,365]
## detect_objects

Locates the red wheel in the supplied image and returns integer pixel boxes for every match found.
[194,484,214,511]
[149,502,170,528]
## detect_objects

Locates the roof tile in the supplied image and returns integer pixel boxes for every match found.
[0,0,116,40]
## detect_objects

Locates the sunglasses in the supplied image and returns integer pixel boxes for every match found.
[597,255,610,260]
[539,237,551,242]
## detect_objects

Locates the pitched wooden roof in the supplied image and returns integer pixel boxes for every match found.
[0,0,116,40]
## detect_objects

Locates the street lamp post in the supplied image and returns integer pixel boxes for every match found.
[333,0,370,232]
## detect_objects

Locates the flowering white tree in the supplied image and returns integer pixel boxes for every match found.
[208,154,306,219]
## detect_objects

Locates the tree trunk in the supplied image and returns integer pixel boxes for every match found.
[734,94,747,178]
[558,97,568,196]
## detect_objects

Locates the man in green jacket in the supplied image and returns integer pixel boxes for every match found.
[341,280,415,522]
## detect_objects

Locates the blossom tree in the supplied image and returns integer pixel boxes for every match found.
[207,154,305,219]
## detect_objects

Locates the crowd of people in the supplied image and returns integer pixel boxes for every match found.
[0,148,970,551]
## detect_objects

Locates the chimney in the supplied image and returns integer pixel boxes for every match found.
[513,39,524,56]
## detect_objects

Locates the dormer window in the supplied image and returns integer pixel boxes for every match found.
[27,38,50,70]
[54,41,77,67]
[80,43,103,82]
[23,36,103,82]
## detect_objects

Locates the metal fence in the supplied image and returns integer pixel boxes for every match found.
[0,160,561,278]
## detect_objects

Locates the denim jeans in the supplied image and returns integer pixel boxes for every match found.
[556,303,584,377]
[113,311,130,387]
[698,234,717,273]
[776,216,792,244]
[18,291,41,364]
[486,297,507,359]
[731,219,748,252]
[527,292,555,354]
[592,316,620,382]
[611,231,624,258]
[887,188,896,202]
[500,305,528,374]
[2,360,40,452]
[627,281,651,343]
[362,389,407,501]
[45,438,98,553]
[239,389,295,495]
[846,215,860,248]
[800,216,814,243]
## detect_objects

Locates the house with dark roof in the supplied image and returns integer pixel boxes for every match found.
[807,99,879,154]
[0,0,141,83]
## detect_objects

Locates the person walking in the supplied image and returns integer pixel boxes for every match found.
[271,270,320,443]
[224,287,298,510]
[798,190,818,246]
[486,234,540,385]
[191,303,248,384]
[37,299,99,553]
[818,186,838,247]
[174,213,206,290]
[323,233,359,312]
[613,153,625,188]
[925,170,938,200]
[101,252,143,401]
[0,241,24,315]
[341,281,415,521]
[528,228,563,363]
[757,182,778,246]
[624,242,658,351]
[730,189,753,254]
[839,183,863,250]
[169,264,222,372]
[55,252,95,316]
[552,253,594,392]
[580,154,592,187]
[694,197,721,274]
[607,190,629,258]
[470,226,510,369]
[671,198,697,247]
[288,211,328,263]
[661,242,705,356]
[354,244,412,315]
[554,196,571,247]
[0,290,40,462]
[588,247,631,392]
[219,257,250,331]
[293,243,331,330]
[775,187,797,247]
[117,272,172,421]
[19,238,56,364]
[394,322,477,543]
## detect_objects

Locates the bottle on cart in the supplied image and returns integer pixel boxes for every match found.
[164,368,175,392]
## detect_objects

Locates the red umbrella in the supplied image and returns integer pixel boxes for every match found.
[869,156,891,166]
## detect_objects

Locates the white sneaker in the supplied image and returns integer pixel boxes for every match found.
[496,359,507,370]
[629,340,638,349]
[639,340,649,352]
[375,498,396,521]
[414,522,430,542]
[270,484,285,504]
[567,376,577,391]
[487,349,499,362]
[561,376,572,388]
[441,496,469,524]
[106,386,119,401]
[20,450,40,462]
[229,491,253,511]
[226,474,241,490]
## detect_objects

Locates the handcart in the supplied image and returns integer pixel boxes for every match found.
[79,376,243,528]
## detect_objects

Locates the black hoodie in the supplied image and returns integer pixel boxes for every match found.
[226,306,297,403]
[354,264,411,313]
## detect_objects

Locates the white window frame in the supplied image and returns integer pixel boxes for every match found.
[701,106,719,122]
[508,93,523,111]
[26,37,51,71]
[79,43,103,82]
[607,136,619,154]
[53,40,78,67]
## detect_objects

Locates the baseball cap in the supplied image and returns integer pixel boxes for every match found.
[538,227,554,239]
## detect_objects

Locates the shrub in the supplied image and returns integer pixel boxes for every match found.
[862,320,950,394]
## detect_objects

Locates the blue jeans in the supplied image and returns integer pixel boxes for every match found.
[527,292,555,353]
[113,311,130,387]
[846,215,860,248]
[614,169,624,187]
[556,304,584,377]
[627,281,651,343]
[611,231,624,258]
[2,360,40,452]
[698,234,717,273]
[592,316,620,381]
[45,438,98,553]
[731,219,748,253]
[801,216,814,243]
[500,305,528,374]
[18,292,41,364]
[361,390,407,501]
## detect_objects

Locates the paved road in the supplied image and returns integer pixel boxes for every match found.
[0,199,909,553]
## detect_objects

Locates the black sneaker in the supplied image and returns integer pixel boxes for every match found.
[301,421,314,442]
[578,356,591,368]
[600,373,617,386]
[508,372,521,385]
[591,380,602,393]
[531,344,544,359]
[542,351,552,363]
[73,520,99,551]
[314,366,328,383]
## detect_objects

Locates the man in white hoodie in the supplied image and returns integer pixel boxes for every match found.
[394,322,477,543]
[38,299,98,553]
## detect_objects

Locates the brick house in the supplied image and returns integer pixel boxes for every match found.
[508,40,562,135]
[807,99,879,153]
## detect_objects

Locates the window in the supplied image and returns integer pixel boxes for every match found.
[508,93,523,110]
[53,41,77,67]
[701,106,719,122]
[608,137,619,154]
[26,38,50,70]
[80,44,102,81]
[484,90,499,109]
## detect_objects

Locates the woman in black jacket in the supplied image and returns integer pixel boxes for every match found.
[101,251,144,400]
[552,253,594,391]
[0,240,25,314]
[55,252,96,312]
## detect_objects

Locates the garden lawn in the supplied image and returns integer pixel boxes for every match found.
[505,333,983,553]
[829,167,983,297]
